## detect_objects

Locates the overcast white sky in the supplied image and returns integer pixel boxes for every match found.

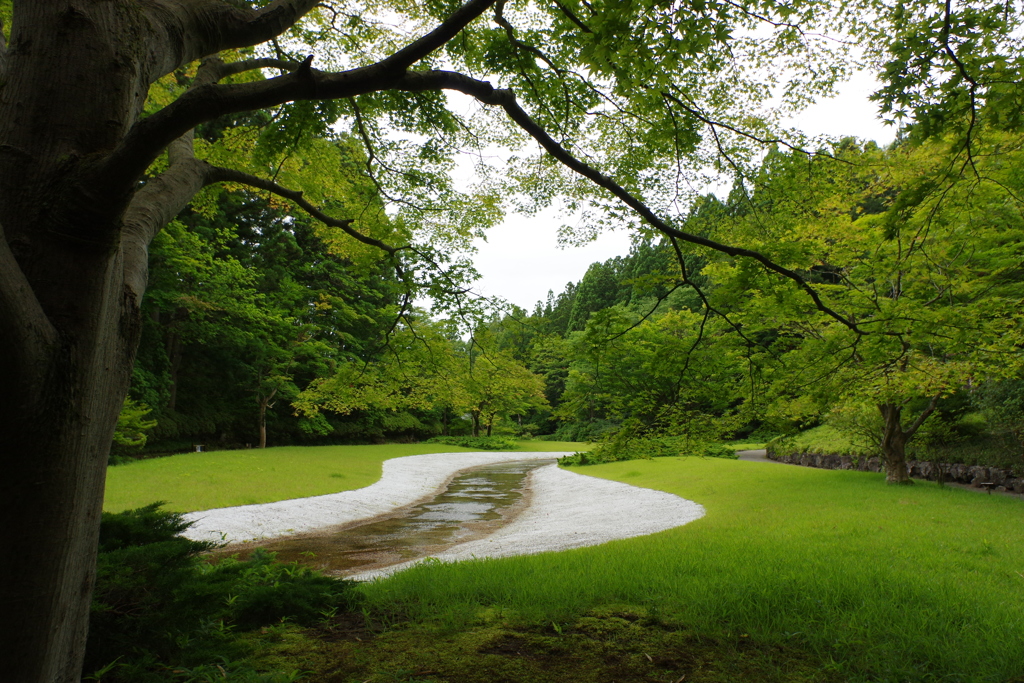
[466,68,896,311]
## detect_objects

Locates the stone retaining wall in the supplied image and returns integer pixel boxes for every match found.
[767,450,1024,493]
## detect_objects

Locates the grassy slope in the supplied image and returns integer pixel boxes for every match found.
[103,441,588,513]
[354,457,1024,682]
[778,425,866,456]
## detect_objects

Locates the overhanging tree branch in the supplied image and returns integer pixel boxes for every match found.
[395,70,864,334]
[141,0,322,82]
[380,0,499,73]
[94,0,499,201]
[122,132,216,300]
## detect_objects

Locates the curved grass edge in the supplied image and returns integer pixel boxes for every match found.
[103,441,590,513]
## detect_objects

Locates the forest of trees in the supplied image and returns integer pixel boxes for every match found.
[124,133,1024,492]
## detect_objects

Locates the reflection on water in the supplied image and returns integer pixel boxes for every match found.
[214,459,552,577]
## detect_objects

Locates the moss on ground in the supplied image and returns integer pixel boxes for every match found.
[255,605,843,683]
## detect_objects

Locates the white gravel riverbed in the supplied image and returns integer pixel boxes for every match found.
[181,451,705,578]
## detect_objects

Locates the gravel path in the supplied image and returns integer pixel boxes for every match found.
[181,451,705,577]
[736,448,775,462]
[349,462,705,580]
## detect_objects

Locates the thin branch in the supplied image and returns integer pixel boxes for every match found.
[549,0,593,32]
[669,236,774,357]
[495,1,560,71]
[592,282,687,345]
[494,0,577,137]
[347,99,432,211]
[662,90,847,163]
[904,394,940,440]
[349,99,388,197]
[397,70,862,333]
[206,166,404,255]
[940,0,980,177]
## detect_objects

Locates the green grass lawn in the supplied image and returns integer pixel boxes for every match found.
[103,441,588,513]
[346,457,1024,682]
[107,443,1024,681]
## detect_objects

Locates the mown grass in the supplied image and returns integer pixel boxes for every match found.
[104,441,588,513]
[350,457,1024,682]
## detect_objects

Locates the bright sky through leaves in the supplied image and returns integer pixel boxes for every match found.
[471,68,896,310]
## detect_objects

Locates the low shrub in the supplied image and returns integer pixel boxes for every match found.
[424,435,519,450]
[768,424,1023,472]
[553,419,619,442]
[85,503,359,682]
[559,437,736,466]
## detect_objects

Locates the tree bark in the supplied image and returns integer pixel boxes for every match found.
[877,397,939,485]
[0,256,140,681]
[0,4,283,678]
[878,403,912,484]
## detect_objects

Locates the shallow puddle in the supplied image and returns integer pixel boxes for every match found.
[215,458,553,577]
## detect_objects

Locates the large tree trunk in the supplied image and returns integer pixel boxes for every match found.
[0,6,151,679]
[1,278,138,682]
[877,398,939,485]
[879,403,912,484]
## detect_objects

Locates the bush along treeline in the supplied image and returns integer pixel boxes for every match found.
[119,132,1024,482]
